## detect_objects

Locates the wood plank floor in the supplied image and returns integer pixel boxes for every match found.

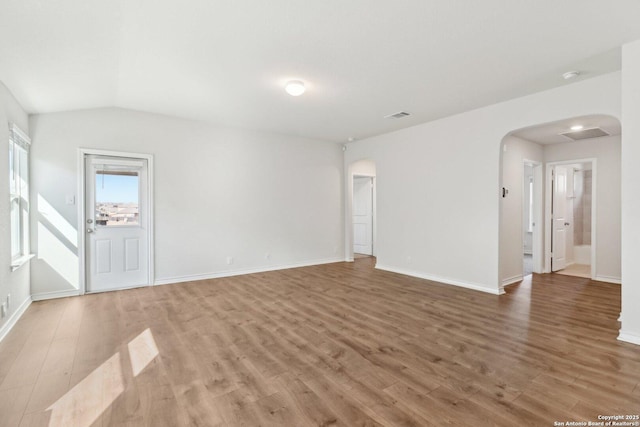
[1,257,638,426]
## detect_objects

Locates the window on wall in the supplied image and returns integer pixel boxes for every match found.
[8,123,31,269]
[528,177,534,232]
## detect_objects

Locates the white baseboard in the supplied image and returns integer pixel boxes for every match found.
[374,264,503,295]
[154,257,344,286]
[0,296,32,343]
[618,330,640,346]
[594,275,621,284]
[502,275,523,287]
[32,289,81,301]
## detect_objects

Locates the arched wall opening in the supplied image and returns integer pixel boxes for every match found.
[498,114,621,290]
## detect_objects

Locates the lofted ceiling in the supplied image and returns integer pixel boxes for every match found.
[1,1,640,142]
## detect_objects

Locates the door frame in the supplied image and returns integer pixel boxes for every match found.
[77,148,154,294]
[346,173,376,261]
[544,158,597,278]
[523,159,543,274]
[352,174,375,257]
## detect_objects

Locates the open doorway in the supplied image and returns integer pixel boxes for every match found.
[523,160,542,277]
[547,160,595,279]
[346,159,376,262]
[353,175,374,257]
[499,113,620,288]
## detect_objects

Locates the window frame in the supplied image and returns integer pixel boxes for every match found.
[8,123,32,270]
[527,176,534,233]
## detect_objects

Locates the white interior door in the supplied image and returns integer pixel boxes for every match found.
[353,176,373,255]
[85,155,149,292]
[552,166,568,271]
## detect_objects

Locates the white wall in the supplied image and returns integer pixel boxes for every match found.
[345,72,621,294]
[29,108,344,297]
[351,159,376,177]
[621,40,640,344]
[544,135,621,282]
[0,81,31,337]
[500,136,543,284]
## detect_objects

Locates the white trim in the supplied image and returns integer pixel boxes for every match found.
[352,174,376,257]
[617,330,640,346]
[9,122,31,147]
[10,253,35,272]
[594,275,621,284]
[31,289,81,301]
[78,148,155,294]
[90,158,144,167]
[345,160,377,263]
[502,274,523,286]
[375,264,503,295]
[154,257,344,286]
[526,160,544,275]
[0,296,31,343]
[86,283,149,294]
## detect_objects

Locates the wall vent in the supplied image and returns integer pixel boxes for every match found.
[560,127,610,141]
[384,111,411,119]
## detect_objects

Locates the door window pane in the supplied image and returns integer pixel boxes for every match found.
[95,171,140,226]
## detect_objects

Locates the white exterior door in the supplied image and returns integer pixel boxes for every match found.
[85,155,150,292]
[552,166,568,272]
[353,177,373,255]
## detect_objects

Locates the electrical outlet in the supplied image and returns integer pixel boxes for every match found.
[226,256,233,265]
[265,253,271,260]
[1,302,6,318]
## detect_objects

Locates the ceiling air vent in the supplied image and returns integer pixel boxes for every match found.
[560,127,610,141]
[384,111,411,119]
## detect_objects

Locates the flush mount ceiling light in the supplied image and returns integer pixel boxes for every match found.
[563,71,580,80]
[571,125,584,131]
[285,80,305,96]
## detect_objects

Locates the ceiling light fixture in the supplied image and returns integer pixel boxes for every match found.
[571,125,584,131]
[563,71,580,80]
[285,80,305,96]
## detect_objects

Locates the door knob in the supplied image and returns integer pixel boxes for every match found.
[87,228,94,233]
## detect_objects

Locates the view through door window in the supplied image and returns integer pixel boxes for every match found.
[95,170,140,226]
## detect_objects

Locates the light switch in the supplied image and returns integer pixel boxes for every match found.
[65,195,75,205]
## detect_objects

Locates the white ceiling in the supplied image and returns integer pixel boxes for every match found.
[511,114,621,145]
[1,1,640,142]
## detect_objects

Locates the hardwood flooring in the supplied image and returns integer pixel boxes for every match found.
[555,263,592,279]
[1,258,638,426]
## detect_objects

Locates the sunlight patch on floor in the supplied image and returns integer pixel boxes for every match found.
[44,328,159,427]
[128,328,159,376]
[47,352,124,427]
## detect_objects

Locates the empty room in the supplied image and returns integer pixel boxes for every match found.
[1,1,640,426]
